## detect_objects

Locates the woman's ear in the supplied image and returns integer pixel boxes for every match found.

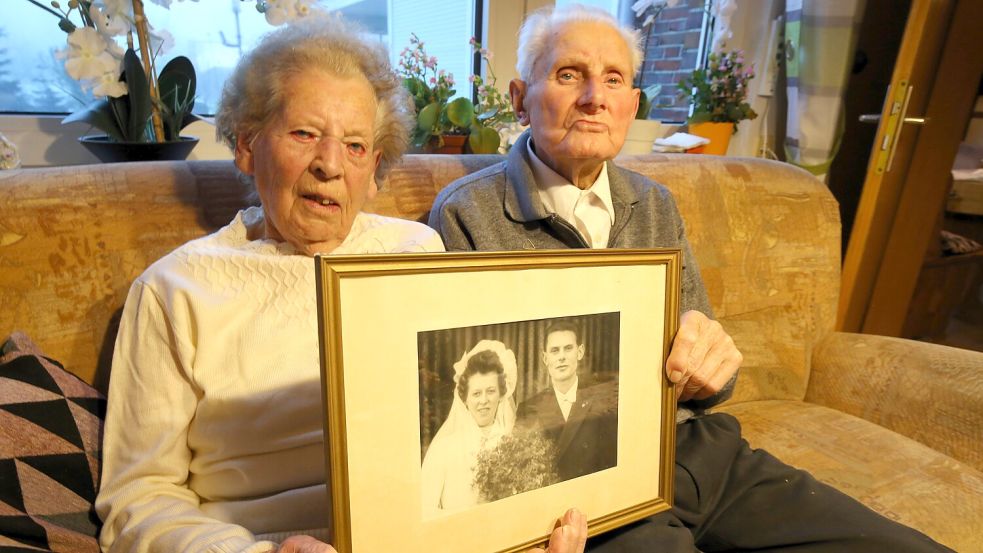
[368,150,382,200]
[510,79,530,126]
[234,134,255,175]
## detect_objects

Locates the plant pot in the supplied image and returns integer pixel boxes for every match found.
[687,122,733,155]
[79,135,200,163]
[619,119,663,156]
[425,134,468,155]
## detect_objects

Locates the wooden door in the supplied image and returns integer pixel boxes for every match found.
[838,0,982,334]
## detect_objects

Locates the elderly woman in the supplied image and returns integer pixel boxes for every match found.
[94,13,585,553]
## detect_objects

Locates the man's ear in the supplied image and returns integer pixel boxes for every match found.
[631,86,641,119]
[510,79,530,126]
[576,344,585,361]
[541,350,549,367]
[234,133,255,176]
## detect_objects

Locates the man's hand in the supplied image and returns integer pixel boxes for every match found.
[275,535,336,553]
[528,508,587,553]
[666,310,742,402]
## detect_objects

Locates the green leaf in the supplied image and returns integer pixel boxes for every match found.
[477,106,499,122]
[403,77,423,97]
[121,48,152,141]
[411,127,430,148]
[61,99,126,142]
[635,90,651,120]
[688,111,713,125]
[445,97,474,128]
[417,102,440,132]
[158,56,197,141]
[468,125,500,154]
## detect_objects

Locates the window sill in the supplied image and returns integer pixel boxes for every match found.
[0,114,232,168]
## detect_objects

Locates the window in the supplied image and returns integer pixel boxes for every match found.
[556,0,713,122]
[0,0,476,115]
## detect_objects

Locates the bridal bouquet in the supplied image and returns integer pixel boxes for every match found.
[473,432,559,502]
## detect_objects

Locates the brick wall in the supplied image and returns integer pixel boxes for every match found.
[636,0,707,122]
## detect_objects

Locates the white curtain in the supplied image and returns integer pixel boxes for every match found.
[782,0,867,178]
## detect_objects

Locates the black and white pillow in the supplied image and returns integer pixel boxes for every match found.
[0,332,105,553]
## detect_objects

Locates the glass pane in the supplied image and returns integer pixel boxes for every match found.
[0,0,475,115]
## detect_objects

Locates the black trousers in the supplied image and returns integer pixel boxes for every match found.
[587,413,952,553]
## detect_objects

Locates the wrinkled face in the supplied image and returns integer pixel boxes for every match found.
[512,21,639,172]
[465,372,502,428]
[542,330,584,387]
[235,69,381,256]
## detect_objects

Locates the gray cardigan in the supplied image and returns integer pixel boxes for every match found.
[428,131,735,415]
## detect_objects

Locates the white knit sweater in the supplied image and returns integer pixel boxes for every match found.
[96,207,444,553]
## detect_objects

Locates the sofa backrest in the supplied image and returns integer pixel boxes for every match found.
[0,155,838,403]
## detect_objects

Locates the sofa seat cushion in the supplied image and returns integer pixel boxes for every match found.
[0,332,104,552]
[718,399,983,553]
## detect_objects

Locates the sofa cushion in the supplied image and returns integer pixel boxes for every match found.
[719,399,983,553]
[0,332,104,552]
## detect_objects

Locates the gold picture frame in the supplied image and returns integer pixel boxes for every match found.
[315,249,680,553]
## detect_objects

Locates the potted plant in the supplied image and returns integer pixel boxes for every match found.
[398,35,515,154]
[26,0,314,162]
[26,0,200,161]
[677,49,758,155]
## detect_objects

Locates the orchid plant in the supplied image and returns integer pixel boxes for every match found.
[398,34,515,154]
[26,0,316,143]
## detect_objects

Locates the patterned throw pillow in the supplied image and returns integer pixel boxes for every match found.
[0,332,105,552]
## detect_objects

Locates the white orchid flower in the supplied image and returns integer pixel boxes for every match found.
[98,0,136,22]
[90,71,129,98]
[631,0,657,16]
[262,0,317,26]
[89,3,131,37]
[62,28,120,81]
[149,27,175,56]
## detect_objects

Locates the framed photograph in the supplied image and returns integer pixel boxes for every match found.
[315,249,680,553]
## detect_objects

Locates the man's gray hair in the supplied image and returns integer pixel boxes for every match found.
[516,4,644,83]
[214,12,413,183]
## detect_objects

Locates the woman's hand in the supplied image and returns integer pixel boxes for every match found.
[275,535,337,553]
[528,508,587,553]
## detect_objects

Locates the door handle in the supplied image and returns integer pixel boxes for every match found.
[870,82,929,174]
[858,114,927,125]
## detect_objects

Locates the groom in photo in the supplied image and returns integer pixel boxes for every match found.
[516,320,618,482]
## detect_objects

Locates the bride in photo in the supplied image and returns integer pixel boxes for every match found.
[421,340,517,516]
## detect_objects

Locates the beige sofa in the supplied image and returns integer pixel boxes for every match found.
[1,155,981,551]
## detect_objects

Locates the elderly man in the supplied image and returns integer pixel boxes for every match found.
[428,4,949,552]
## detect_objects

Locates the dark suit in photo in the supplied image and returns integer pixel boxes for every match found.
[516,377,618,482]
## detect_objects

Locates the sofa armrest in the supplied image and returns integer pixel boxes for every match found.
[806,331,983,471]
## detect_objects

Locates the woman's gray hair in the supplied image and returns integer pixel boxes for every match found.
[214,12,413,183]
[516,4,643,83]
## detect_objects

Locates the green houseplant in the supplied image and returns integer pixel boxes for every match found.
[677,49,757,154]
[397,35,514,154]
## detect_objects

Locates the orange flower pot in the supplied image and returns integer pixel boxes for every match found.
[688,122,734,155]
[425,134,468,154]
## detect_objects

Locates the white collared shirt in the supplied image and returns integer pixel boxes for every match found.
[553,376,580,421]
[527,140,615,248]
